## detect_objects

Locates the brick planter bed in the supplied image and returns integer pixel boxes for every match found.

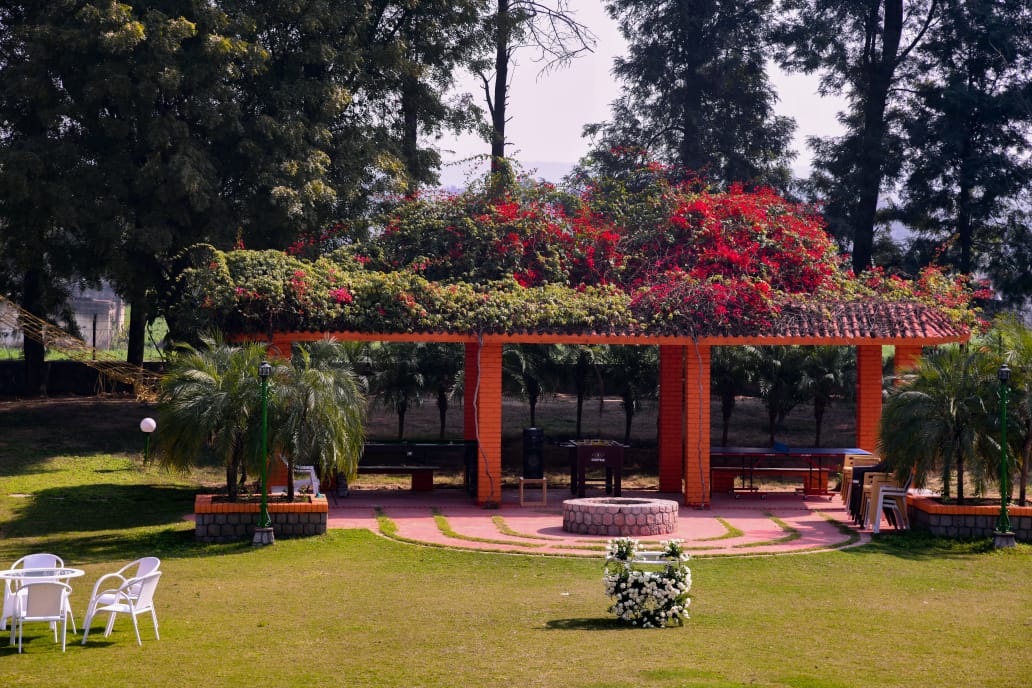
[562,497,679,536]
[194,494,328,543]
[908,496,1032,542]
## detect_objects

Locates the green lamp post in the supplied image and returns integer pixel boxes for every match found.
[255,361,274,542]
[995,363,1015,548]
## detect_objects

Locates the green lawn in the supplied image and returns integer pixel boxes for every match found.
[1,400,1030,687]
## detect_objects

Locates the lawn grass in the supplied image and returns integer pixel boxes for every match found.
[1,399,1030,687]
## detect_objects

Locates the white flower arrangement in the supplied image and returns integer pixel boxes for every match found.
[602,537,691,628]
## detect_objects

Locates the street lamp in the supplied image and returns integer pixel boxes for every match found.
[995,363,1015,548]
[140,417,156,460]
[256,361,273,538]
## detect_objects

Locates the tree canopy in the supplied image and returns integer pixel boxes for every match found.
[583,0,795,190]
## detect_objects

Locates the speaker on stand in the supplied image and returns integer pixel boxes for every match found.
[522,427,545,479]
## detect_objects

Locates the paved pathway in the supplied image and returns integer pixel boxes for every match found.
[327,488,874,557]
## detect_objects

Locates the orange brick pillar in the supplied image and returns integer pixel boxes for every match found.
[658,346,684,493]
[472,341,503,506]
[893,345,922,384]
[682,342,711,507]
[463,342,479,443]
[268,335,295,360]
[855,345,883,452]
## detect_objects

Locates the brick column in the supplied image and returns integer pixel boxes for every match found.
[269,335,295,360]
[855,345,883,452]
[893,344,922,384]
[657,346,684,493]
[473,342,503,506]
[682,342,711,507]
[463,342,479,442]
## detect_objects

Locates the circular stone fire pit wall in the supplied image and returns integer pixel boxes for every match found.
[562,497,679,536]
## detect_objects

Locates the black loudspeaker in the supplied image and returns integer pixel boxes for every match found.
[522,427,545,479]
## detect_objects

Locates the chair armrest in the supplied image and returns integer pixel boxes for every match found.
[88,573,128,600]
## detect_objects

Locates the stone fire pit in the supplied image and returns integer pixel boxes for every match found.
[562,497,679,536]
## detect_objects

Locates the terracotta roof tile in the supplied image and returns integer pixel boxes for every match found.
[769,301,968,340]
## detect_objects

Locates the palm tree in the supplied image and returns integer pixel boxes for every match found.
[800,346,853,447]
[554,344,602,439]
[749,346,808,446]
[269,339,365,501]
[606,345,658,444]
[154,336,267,501]
[419,342,463,439]
[711,346,755,446]
[878,345,998,504]
[370,342,425,439]
[503,344,552,427]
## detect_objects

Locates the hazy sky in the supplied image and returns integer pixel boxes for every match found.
[437,1,845,184]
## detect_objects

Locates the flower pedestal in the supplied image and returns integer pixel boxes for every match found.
[603,538,692,628]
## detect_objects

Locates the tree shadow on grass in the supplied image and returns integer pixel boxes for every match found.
[837,529,998,561]
[4,483,198,537]
[543,617,627,631]
[16,527,254,564]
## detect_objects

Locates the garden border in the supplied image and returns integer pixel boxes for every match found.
[194,494,328,543]
[908,496,1032,542]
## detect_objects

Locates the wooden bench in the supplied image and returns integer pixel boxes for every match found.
[357,440,478,495]
[354,464,438,491]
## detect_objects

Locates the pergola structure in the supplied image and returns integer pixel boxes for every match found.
[256,300,967,507]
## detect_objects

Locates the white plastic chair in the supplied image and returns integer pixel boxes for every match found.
[81,571,161,646]
[871,472,914,533]
[2,552,65,632]
[80,557,160,633]
[10,581,72,653]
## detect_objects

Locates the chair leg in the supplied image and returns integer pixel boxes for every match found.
[872,494,883,533]
[81,606,94,644]
[104,611,117,637]
[65,600,76,634]
[131,613,142,646]
[150,609,160,640]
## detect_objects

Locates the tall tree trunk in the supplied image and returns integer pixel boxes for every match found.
[622,388,634,445]
[850,0,903,273]
[227,445,241,502]
[721,392,735,446]
[401,73,420,194]
[127,289,148,367]
[1019,427,1030,506]
[575,393,584,439]
[437,387,448,440]
[955,140,975,273]
[526,374,540,426]
[20,268,47,397]
[286,459,295,503]
[814,398,827,447]
[489,0,513,191]
[956,454,965,504]
[396,399,408,440]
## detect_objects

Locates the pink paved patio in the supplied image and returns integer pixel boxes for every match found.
[325,487,876,557]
